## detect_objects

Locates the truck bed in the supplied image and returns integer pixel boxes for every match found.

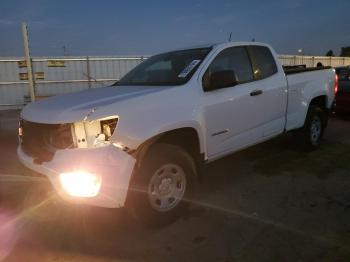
[284,66,335,131]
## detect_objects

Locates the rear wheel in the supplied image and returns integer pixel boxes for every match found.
[296,105,327,150]
[127,143,197,225]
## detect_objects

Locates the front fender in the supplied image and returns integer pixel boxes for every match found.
[113,120,206,158]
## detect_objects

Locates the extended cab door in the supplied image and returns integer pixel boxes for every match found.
[246,45,288,138]
[202,45,287,159]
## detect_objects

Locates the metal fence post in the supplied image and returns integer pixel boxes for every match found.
[21,23,35,102]
[86,56,92,89]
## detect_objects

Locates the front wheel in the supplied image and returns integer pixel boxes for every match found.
[127,143,197,225]
[295,105,327,150]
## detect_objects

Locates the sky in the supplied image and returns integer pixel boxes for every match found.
[0,0,349,57]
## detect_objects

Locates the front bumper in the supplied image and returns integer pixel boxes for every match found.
[17,145,136,208]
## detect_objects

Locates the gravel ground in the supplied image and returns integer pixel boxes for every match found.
[0,112,350,262]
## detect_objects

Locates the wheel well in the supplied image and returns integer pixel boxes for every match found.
[134,128,204,169]
[309,95,327,110]
[308,95,328,126]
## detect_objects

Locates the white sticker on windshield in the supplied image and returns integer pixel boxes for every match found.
[178,60,201,78]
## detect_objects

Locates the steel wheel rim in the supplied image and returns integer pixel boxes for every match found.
[147,163,187,212]
[310,116,322,144]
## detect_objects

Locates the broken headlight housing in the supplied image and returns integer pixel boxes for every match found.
[73,117,118,148]
[93,118,119,147]
[100,118,118,139]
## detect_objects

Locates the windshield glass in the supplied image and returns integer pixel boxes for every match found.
[115,47,212,86]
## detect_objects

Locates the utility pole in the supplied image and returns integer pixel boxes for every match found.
[22,23,35,102]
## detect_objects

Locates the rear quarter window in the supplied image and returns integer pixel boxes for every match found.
[248,46,278,80]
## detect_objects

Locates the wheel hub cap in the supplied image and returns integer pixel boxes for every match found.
[159,178,172,195]
[148,163,187,212]
[310,116,321,144]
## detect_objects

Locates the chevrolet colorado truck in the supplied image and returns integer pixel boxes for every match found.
[18,42,336,223]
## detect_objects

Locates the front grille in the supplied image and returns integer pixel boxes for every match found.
[20,120,74,163]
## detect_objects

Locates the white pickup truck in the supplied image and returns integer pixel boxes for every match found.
[18,42,336,223]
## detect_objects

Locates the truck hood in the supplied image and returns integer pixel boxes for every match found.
[21,85,169,124]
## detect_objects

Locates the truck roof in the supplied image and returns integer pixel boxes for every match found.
[169,41,271,52]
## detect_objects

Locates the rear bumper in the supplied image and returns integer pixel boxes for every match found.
[17,145,136,208]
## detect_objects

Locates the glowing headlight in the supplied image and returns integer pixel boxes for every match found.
[59,171,102,198]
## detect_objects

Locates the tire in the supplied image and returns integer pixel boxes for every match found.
[296,105,327,150]
[127,143,197,226]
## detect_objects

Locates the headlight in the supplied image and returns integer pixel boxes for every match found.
[59,171,102,198]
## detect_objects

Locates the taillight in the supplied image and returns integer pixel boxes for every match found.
[335,74,339,95]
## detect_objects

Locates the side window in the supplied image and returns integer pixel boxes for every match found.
[203,46,254,90]
[248,46,278,79]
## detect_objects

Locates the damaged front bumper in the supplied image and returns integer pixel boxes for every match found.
[17,145,136,208]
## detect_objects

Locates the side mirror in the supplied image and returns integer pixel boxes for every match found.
[205,70,238,91]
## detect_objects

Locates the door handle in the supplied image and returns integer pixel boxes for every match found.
[250,90,263,96]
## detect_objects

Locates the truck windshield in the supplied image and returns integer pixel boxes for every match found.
[115,47,212,86]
